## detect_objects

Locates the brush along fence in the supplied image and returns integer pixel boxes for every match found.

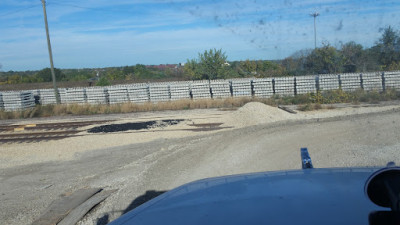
[1,71,400,111]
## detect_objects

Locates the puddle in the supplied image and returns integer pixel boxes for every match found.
[88,119,184,133]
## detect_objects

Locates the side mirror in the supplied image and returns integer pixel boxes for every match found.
[365,163,400,225]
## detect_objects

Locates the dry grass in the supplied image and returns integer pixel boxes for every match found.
[1,88,399,120]
[0,97,255,120]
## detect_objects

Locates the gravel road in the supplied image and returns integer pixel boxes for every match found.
[1,104,400,225]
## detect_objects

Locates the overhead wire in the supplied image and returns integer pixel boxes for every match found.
[48,2,139,15]
[0,4,41,18]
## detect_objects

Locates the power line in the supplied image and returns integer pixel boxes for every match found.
[48,2,139,14]
[0,4,41,18]
[49,2,101,11]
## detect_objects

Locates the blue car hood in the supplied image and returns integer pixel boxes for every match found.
[110,167,384,225]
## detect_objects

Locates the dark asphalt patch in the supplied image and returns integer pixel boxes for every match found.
[87,119,184,133]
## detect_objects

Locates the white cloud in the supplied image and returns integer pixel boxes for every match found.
[1,0,400,70]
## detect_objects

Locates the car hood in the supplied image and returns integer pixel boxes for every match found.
[110,167,384,225]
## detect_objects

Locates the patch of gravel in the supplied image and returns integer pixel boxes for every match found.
[1,102,399,169]
[226,102,296,127]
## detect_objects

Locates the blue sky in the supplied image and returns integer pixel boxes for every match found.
[0,0,399,71]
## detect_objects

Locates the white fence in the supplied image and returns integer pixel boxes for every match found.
[340,73,361,92]
[191,81,211,99]
[169,82,191,100]
[127,84,149,103]
[252,78,274,98]
[1,91,35,111]
[210,80,231,98]
[107,85,129,104]
[149,83,170,102]
[230,79,252,97]
[362,73,383,91]
[296,76,316,94]
[39,89,58,105]
[318,74,340,91]
[86,87,108,104]
[274,77,295,96]
[60,88,86,104]
[384,71,400,89]
[1,71,399,111]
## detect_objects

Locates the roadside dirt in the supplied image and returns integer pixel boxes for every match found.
[0,102,399,225]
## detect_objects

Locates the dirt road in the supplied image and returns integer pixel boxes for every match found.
[1,104,400,224]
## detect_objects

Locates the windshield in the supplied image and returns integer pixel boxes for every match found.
[0,1,399,225]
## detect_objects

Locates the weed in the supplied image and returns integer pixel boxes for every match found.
[1,89,399,120]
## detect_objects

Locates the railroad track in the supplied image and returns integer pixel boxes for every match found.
[0,120,112,143]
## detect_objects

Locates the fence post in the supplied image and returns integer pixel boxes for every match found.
[360,73,364,90]
[250,80,255,97]
[208,80,213,99]
[189,83,193,99]
[315,75,320,92]
[229,80,233,97]
[168,84,171,100]
[294,77,297,95]
[272,78,276,95]
[338,74,342,89]
[381,72,386,92]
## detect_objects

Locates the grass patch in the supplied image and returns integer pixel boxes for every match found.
[1,88,399,120]
[298,103,323,111]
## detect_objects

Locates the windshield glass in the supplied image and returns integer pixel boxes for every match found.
[0,1,399,225]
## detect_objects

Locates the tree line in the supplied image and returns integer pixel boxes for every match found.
[1,26,399,85]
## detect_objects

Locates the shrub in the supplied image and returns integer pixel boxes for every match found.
[96,77,111,86]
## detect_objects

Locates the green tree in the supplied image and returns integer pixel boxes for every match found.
[240,59,257,75]
[105,68,124,80]
[375,26,400,68]
[305,44,344,74]
[96,76,111,86]
[35,68,65,82]
[184,59,199,79]
[196,48,230,80]
[131,64,153,79]
[282,49,313,75]
[8,74,21,84]
[340,41,364,72]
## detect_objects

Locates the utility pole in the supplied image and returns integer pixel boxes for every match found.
[41,0,60,104]
[310,12,319,49]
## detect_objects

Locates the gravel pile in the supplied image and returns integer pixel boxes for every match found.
[226,102,295,127]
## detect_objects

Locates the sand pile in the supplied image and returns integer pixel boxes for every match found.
[224,102,296,127]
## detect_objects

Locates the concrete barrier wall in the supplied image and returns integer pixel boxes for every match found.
[230,79,252,97]
[318,74,340,91]
[2,91,35,111]
[61,88,86,104]
[340,73,361,92]
[191,81,211,99]
[295,75,316,94]
[127,84,149,103]
[107,85,129,104]
[210,80,231,98]
[149,83,170,102]
[274,77,295,96]
[86,87,108,104]
[384,71,400,90]
[1,71,399,110]
[169,82,190,100]
[252,78,274,98]
[362,73,383,91]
